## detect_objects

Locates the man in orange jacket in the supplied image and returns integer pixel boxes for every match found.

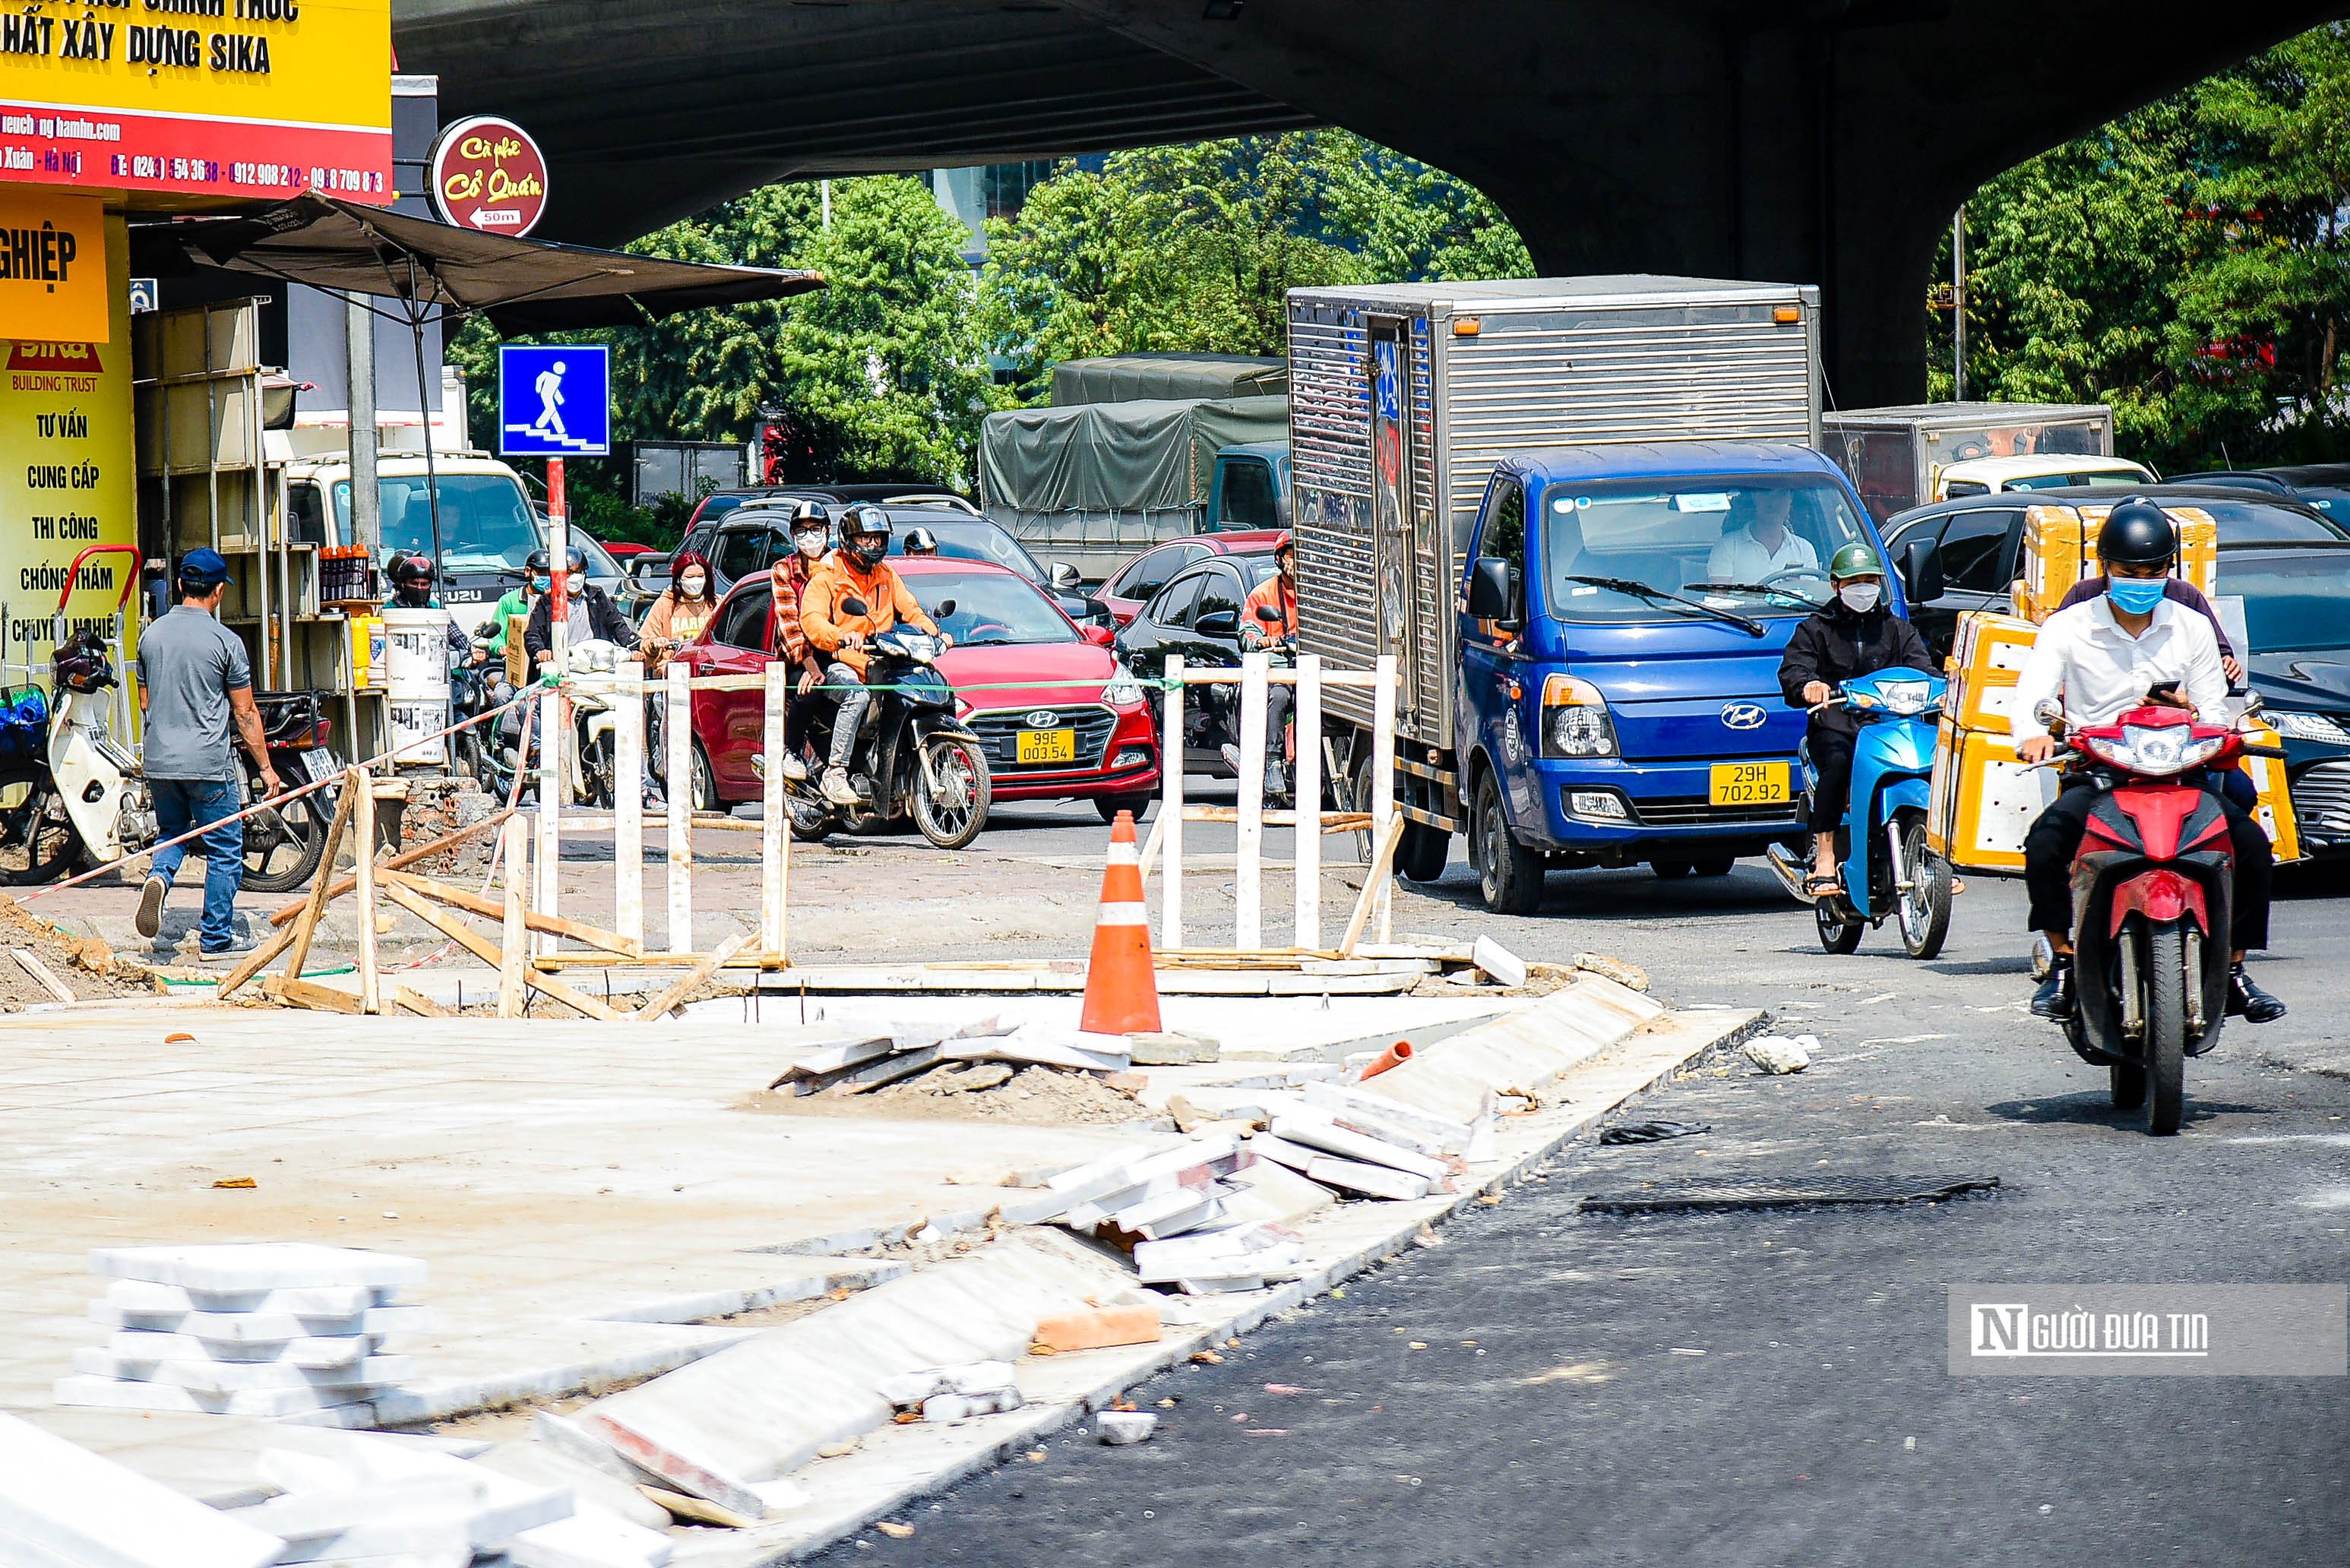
[801,504,944,807]
[1224,533,1299,795]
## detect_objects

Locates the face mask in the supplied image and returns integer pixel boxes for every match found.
[678,574,707,598]
[565,577,585,597]
[2106,576,2167,615]
[796,530,827,558]
[530,575,549,593]
[1837,582,1881,614]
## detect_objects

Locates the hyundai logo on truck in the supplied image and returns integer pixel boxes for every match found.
[1720,703,1768,731]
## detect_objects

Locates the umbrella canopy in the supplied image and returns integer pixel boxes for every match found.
[130,191,823,332]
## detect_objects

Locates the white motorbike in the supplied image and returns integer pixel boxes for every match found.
[0,547,151,883]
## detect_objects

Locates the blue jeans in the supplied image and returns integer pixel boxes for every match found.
[149,776,243,950]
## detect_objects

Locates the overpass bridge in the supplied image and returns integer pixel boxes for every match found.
[394,0,2350,402]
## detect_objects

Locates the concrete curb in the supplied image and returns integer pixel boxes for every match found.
[679,1004,1765,1566]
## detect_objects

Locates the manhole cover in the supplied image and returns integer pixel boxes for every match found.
[1578,1174,1999,1214]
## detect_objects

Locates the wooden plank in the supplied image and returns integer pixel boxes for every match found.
[381,868,643,956]
[536,688,564,958]
[265,806,512,928]
[10,947,75,1004]
[391,985,453,1018]
[1295,652,1322,952]
[497,814,528,1019]
[1161,654,1183,951]
[615,671,645,947]
[277,776,359,987]
[1180,807,1371,831]
[378,880,625,1022]
[633,931,748,1021]
[1338,813,1406,958]
[261,975,365,1014]
[210,920,296,1001]
[353,769,379,1014]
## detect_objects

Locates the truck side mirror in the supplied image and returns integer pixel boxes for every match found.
[1466,556,1518,624]
[1901,538,1944,605]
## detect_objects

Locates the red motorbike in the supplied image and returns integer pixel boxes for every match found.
[2057,703,2280,1135]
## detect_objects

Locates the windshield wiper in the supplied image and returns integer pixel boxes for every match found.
[1558,575,1765,637]
[1685,579,1826,609]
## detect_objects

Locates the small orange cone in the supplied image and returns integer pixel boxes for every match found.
[1080,810,1162,1035]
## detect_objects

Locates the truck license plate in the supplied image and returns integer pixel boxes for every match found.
[1017,729,1077,765]
[1710,761,1789,806]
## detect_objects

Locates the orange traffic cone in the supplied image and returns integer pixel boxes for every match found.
[1079,810,1162,1035]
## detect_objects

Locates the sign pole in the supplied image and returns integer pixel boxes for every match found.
[547,456,568,678]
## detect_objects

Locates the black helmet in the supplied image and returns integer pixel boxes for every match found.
[52,631,112,693]
[525,548,552,575]
[787,499,830,528]
[560,544,587,576]
[903,526,938,555]
[2099,498,2177,569]
[841,503,892,566]
[388,553,435,586]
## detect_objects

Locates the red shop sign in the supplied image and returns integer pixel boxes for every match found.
[428,115,549,237]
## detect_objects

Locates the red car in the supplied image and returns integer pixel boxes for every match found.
[1098,530,1287,628]
[673,555,1160,823]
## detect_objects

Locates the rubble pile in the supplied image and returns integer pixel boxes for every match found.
[53,1245,429,1421]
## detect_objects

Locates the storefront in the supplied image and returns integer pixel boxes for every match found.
[0,0,393,690]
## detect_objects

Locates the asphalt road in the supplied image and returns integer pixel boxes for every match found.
[812,807,2350,1566]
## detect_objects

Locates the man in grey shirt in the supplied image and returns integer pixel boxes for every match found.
[134,549,280,959]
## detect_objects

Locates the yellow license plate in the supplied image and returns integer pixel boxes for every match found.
[1710,760,1790,806]
[1017,729,1077,764]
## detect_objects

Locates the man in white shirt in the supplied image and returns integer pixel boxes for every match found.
[1706,488,1820,584]
[2012,499,2282,1023]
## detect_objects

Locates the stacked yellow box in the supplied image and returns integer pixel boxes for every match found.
[2017,503,2219,622]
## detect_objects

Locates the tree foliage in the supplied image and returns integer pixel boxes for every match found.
[1935,23,2350,470]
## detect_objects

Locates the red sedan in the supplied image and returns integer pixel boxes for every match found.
[1098,530,1286,628]
[673,556,1160,823]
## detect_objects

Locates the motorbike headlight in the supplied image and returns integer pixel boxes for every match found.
[1540,674,1618,758]
[1102,673,1147,708]
[1876,681,1935,716]
[2111,724,2225,776]
[2270,710,2350,747]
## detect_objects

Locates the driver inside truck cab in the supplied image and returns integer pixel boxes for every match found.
[1707,488,1821,583]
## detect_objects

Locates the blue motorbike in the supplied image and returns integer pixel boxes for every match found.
[1766,665,1955,959]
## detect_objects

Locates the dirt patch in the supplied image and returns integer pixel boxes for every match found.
[742,1064,1173,1130]
[0,892,157,1009]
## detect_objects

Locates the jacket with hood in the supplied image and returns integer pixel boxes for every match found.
[1778,599,1935,738]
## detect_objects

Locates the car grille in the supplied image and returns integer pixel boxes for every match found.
[1630,795,1801,827]
[2291,760,2350,842]
[967,703,1118,774]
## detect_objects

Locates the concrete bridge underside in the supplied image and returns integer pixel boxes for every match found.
[394,0,2350,403]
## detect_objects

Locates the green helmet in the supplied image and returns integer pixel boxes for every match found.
[1828,542,1881,582]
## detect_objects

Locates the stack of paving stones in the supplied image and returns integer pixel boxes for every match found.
[53,1244,428,1421]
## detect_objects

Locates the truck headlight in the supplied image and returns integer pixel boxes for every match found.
[1542,674,1618,758]
[2270,710,2350,747]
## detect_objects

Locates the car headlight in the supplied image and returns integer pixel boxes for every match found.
[2269,710,2350,747]
[1102,673,1147,708]
[1541,674,1618,758]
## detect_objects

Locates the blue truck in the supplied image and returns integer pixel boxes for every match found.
[1288,277,1914,913]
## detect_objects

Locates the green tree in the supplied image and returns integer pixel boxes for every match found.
[1314,131,1533,285]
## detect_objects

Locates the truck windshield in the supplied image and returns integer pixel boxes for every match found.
[334,474,538,572]
[1542,477,1871,621]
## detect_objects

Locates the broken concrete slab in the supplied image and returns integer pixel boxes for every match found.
[508,1503,675,1568]
[1298,1080,1475,1153]
[1267,1113,1450,1182]
[0,1411,285,1568]
[577,1233,1131,1519]
[1470,934,1527,988]
[919,1387,1023,1423]
[1123,1031,1219,1066]
[1095,1410,1156,1445]
[1302,1155,1433,1201]
[69,1348,412,1393]
[875,1361,1017,1409]
[88,1246,426,1294]
[476,1437,674,1533]
[51,1375,375,1419]
[1355,976,1666,1125]
[1220,1159,1336,1228]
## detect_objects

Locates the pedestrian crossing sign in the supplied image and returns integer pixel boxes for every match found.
[498,344,609,457]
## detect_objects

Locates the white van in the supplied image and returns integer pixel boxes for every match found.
[1935,453,2158,501]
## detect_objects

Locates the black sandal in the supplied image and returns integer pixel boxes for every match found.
[1804,874,1842,899]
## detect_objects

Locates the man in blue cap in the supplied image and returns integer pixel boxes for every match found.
[134,548,279,959]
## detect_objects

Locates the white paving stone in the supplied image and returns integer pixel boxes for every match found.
[0,1411,284,1568]
[89,1246,427,1294]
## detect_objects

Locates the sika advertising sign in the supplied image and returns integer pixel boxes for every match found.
[0,0,391,204]
[0,190,109,341]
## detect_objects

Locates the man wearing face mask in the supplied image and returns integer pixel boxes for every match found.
[2012,499,2283,1024]
[768,501,832,781]
[386,554,470,668]
[1776,542,1935,898]
[522,544,640,666]
[802,504,944,808]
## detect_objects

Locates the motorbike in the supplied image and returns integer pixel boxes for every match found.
[238,689,344,893]
[2047,703,2279,1136]
[782,598,991,850]
[1211,605,1304,807]
[1767,665,1956,959]
[451,626,517,801]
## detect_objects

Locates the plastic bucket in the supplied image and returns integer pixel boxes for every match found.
[386,697,450,766]
[381,607,454,701]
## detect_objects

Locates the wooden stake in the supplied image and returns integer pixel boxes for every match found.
[536,688,564,957]
[634,931,748,1022]
[1338,814,1406,958]
[261,974,366,1014]
[498,814,527,1018]
[1235,650,1267,950]
[10,947,74,1004]
[266,806,512,928]
[391,985,453,1017]
[353,769,379,1014]
[378,880,625,1021]
[666,660,693,955]
[615,668,645,947]
[1162,653,1184,951]
[277,775,359,988]
[381,868,642,956]
[760,670,787,963]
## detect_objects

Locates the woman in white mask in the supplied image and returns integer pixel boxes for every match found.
[640,548,718,677]
[1776,542,1934,897]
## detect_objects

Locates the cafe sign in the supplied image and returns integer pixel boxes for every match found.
[428,115,548,237]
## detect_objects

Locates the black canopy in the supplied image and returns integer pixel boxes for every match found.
[129,191,823,334]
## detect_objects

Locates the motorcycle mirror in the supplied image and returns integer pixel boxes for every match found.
[840,596,870,617]
[933,599,956,618]
[1255,605,1283,621]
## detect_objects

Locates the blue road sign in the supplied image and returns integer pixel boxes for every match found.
[498,344,610,457]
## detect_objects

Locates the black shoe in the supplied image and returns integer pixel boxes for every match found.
[2031,956,2076,1022]
[134,875,168,940]
[2226,963,2286,1023]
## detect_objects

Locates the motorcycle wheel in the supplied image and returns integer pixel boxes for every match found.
[0,776,77,886]
[912,735,990,850]
[2144,920,2188,1136]
[2110,1057,2148,1111]
[1894,812,1953,960]
[241,775,333,893]
[1815,898,1865,954]
[581,735,618,810]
